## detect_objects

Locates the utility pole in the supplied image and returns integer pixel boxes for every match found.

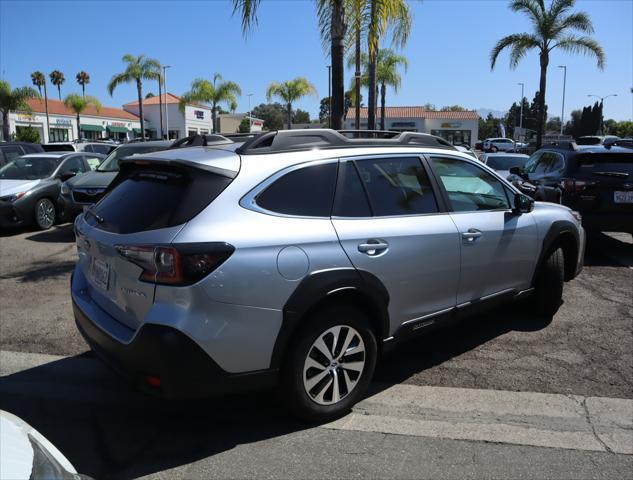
[247,93,253,131]
[558,66,567,135]
[162,65,171,139]
[517,82,524,142]
[588,93,617,135]
[327,65,332,129]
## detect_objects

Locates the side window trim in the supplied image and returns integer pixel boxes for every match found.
[426,154,513,214]
[239,158,339,219]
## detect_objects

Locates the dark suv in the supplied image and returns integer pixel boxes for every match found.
[511,144,633,234]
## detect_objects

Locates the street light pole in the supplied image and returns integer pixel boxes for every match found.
[162,65,171,139]
[588,93,618,135]
[558,66,566,135]
[517,83,524,140]
[247,93,253,132]
[327,65,332,129]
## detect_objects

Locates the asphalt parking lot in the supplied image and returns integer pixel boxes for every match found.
[0,224,631,479]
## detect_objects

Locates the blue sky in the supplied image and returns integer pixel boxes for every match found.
[1,0,631,121]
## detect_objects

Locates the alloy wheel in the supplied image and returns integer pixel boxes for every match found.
[36,199,55,229]
[302,325,366,405]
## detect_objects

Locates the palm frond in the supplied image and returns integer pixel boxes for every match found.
[232,0,261,37]
[553,11,594,35]
[107,72,132,96]
[490,33,540,70]
[553,35,605,69]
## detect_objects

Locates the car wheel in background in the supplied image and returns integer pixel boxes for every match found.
[491,146,499,153]
[281,304,377,422]
[34,198,56,230]
[531,247,564,317]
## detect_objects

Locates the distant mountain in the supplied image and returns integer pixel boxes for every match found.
[476,108,506,119]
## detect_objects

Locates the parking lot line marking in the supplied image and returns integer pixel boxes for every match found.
[324,384,633,455]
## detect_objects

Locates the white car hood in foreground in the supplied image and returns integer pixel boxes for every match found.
[0,179,41,197]
[0,410,78,479]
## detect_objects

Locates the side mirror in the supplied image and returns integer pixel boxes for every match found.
[513,193,534,214]
[509,166,521,175]
[58,171,77,182]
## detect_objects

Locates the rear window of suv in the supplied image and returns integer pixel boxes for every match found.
[86,164,233,233]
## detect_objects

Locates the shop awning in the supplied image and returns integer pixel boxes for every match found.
[80,124,104,132]
[107,125,129,133]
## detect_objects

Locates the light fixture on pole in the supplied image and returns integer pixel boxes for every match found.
[517,82,525,131]
[247,93,253,131]
[162,65,171,139]
[588,93,617,135]
[327,65,332,129]
[558,66,567,135]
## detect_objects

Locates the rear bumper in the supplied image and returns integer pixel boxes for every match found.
[0,200,28,228]
[57,194,83,223]
[72,295,278,398]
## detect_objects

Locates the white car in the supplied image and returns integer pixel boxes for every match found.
[0,410,90,479]
[483,137,526,153]
[481,152,529,179]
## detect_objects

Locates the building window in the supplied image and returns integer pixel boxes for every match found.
[168,130,179,140]
[200,129,209,135]
[49,128,70,142]
[431,129,471,145]
[82,130,102,140]
[188,129,198,136]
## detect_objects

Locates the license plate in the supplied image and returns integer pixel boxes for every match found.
[614,191,633,203]
[91,258,110,290]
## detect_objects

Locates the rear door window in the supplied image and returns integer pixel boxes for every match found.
[333,161,372,217]
[255,162,338,217]
[61,156,87,174]
[353,156,439,216]
[87,164,233,233]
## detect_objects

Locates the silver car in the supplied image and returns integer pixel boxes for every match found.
[71,130,585,421]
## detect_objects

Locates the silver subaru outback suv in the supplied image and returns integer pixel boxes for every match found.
[71,130,585,421]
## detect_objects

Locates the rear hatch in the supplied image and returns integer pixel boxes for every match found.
[76,148,239,331]
[568,152,633,213]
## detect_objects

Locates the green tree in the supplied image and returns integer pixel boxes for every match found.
[15,126,40,143]
[293,109,311,124]
[491,0,605,148]
[0,81,39,141]
[238,117,251,133]
[614,121,633,138]
[49,70,65,100]
[76,71,90,98]
[31,71,50,140]
[107,54,161,141]
[478,113,501,140]
[251,103,286,131]
[179,73,242,134]
[266,77,318,129]
[441,105,468,112]
[64,94,102,140]
[545,116,562,133]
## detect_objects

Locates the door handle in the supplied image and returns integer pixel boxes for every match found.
[461,229,482,243]
[358,240,389,255]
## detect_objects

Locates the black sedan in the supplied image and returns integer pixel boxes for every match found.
[0,151,105,230]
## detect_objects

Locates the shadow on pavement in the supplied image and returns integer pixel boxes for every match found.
[584,232,633,268]
[25,224,75,243]
[0,259,76,282]
[0,304,552,479]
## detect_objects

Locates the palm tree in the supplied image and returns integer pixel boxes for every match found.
[491,0,605,148]
[64,94,102,141]
[0,81,39,141]
[266,78,318,130]
[233,0,346,129]
[347,0,368,130]
[31,71,50,141]
[179,74,242,134]
[107,54,161,141]
[49,70,65,100]
[76,71,90,98]
[366,0,411,130]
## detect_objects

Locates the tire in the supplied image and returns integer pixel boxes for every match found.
[491,146,498,153]
[34,198,56,230]
[531,247,564,317]
[280,304,377,422]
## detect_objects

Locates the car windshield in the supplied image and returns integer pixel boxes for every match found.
[486,156,529,170]
[0,156,61,180]
[576,137,601,145]
[98,144,168,172]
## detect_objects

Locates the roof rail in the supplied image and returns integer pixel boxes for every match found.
[338,130,400,139]
[542,140,578,150]
[168,134,234,149]
[235,128,456,155]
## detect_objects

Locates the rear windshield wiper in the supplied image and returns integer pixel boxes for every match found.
[592,171,629,178]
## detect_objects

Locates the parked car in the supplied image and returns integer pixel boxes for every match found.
[576,135,620,147]
[474,140,484,151]
[0,410,91,479]
[0,151,105,229]
[483,137,527,153]
[72,129,585,421]
[58,140,172,222]
[509,144,633,234]
[453,144,479,160]
[42,141,116,155]
[481,153,530,178]
[0,141,44,167]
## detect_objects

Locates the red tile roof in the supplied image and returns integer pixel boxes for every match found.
[346,106,479,120]
[124,92,211,109]
[25,98,140,121]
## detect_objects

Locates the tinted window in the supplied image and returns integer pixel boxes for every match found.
[333,161,372,217]
[0,156,61,180]
[92,144,113,154]
[354,157,438,216]
[62,156,86,174]
[88,164,232,234]
[486,155,529,171]
[256,163,338,217]
[84,156,103,171]
[0,146,22,166]
[98,144,169,172]
[525,152,564,174]
[431,156,511,211]
[83,145,94,152]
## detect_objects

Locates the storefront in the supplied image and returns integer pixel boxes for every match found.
[344,106,479,146]
[80,124,105,140]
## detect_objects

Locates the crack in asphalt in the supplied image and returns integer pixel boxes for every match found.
[580,397,616,455]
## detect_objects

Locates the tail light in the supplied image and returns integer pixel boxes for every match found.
[116,243,234,286]
[562,179,595,193]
